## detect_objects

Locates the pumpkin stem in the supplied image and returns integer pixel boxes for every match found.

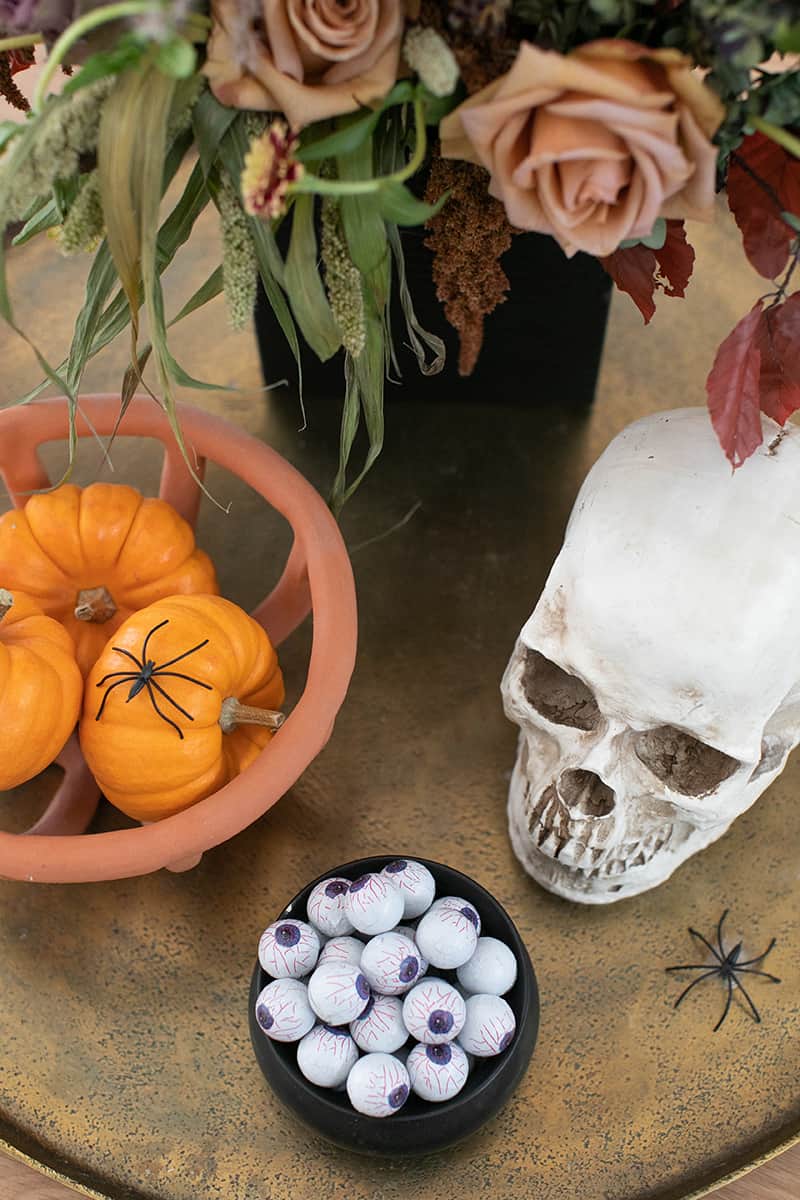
[219,697,285,735]
[0,588,13,622]
[75,586,118,624]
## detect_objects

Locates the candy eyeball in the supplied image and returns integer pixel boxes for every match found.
[306,877,355,938]
[458,994,516,1057]
[349,992,408,1054]
[307,961,371,1026]
[395,925,429,975]
[254,978,316,1043]
[258,919,320,980]
[297,1024,359,1089]
[415,904,478,970]
[407,1040,469,1103]
[431,896,482,936]
[402,977,466,1045]
[457,937,518,996]
[360,932,423,996]
[381,859,436,919]
[346,1053,410,1118]
[318,935,364,969]
[344,873,404,936]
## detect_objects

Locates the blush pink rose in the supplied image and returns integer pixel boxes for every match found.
[205,0,405,129]
[440,39,724,257]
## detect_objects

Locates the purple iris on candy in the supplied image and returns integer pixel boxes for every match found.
[325,880,348,897]
[275,923,301,947]
[399,956,419,983]
[428,1009,454,1035]
[256,1004,274,1031]
[426,1044,452,1065]
[388,1084,409,1109]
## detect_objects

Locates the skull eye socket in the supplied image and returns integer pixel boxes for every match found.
[520,649,602,732]
[633,726,739,796]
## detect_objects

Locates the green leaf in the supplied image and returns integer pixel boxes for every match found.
[297,82,414,164]
[155,37,197,79]
[61,33,147,97]
[285,194,341,361]
[776,21,800,53]
[192,87,238,178]
[782,211,800,234]
[52,175,79,222]
[418,81,463,126]
[330,304,385,513]
[376,180,448,226]
[338,137,390,311]
[12,196,59,245]
[386,223,445,377]
[621,217,666,251]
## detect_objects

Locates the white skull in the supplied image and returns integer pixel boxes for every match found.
[502,408,800,904]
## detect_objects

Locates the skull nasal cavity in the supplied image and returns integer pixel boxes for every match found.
[521,649,602,731]
[558,769,616,817]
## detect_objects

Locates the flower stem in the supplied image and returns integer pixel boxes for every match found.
[0,33,43,51]
[288,97,427,198]
[32,0,161,113]
[750,117,800,161]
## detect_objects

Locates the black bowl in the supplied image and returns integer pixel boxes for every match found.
[249,855,539,1156]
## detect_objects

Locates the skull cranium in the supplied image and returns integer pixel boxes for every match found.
[502,409,800,903]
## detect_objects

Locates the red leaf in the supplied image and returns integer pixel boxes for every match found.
[600,243,657,324]
[756,293,800,424]
[654,219,695,297]
[706,302,764,468]
[727,133,800,280]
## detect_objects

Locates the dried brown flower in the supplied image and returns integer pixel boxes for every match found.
[419,0,516,93]
[0,47,34,112]
[424,152,513,376]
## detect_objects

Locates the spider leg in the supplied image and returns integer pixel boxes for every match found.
[715,909,730,959]
[673,968,721,1009]
[95,670,138,688]
[737,938,777,967]
[735,967,781,983]
[688,928,724,964]
[152,670,213,691]
[731,976,762,1024]
[143,680,184,739]
[665,964,716,973]
[150,678,195,722]
[713,976,734,1032]
[155,639,210,671]
[96,675,138,720]
[110,647,145,670]
[141,619,170,663]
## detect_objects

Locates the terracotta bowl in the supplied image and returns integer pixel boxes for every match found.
[0,395,357,883]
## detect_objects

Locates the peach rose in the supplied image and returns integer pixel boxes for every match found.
[440,40,724,257]
[205,0,405,129]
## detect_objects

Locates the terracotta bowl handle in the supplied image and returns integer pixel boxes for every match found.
[0,396,358,882]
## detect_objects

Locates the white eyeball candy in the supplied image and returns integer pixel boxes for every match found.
[258,919,320,979]
[350,993,408,1054]
[395,926,428,975]
[297,1024,359,1089]
[318,935,364,969]
[360,932,423,995]
[344,873,404,935]
[457,937,518,996]
[458,994,516,1057]
[346,1053,410,1117]
[254,978,316,1043]
[381,859,436,919]
[307,961,371,1025]
[407,1041,469,1102]
[432,896,481,935]
[402,978,466,1044]
[306,877,354,938]
[415,903,478,970]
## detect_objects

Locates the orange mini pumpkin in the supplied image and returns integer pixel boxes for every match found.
[80,594,285,821]
[0,483,219,677]
[0,588,83,790]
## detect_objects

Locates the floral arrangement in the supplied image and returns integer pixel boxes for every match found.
[0,1,798,505]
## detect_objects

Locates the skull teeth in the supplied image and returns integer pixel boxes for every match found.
[528,790,672,878]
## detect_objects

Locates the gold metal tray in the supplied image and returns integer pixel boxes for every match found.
[0,388,798,1200]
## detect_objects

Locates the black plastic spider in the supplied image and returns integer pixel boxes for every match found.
[95,619,212,740]
[666,910,780,1032]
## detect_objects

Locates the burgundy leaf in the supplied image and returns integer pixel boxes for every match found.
[600,243,657,324]
[757,293,800,423]
[706,302,764,468]
[654,219,695,297]
[727,133,800,280]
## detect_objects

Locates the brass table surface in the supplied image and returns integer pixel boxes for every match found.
[0,193,798,1200]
